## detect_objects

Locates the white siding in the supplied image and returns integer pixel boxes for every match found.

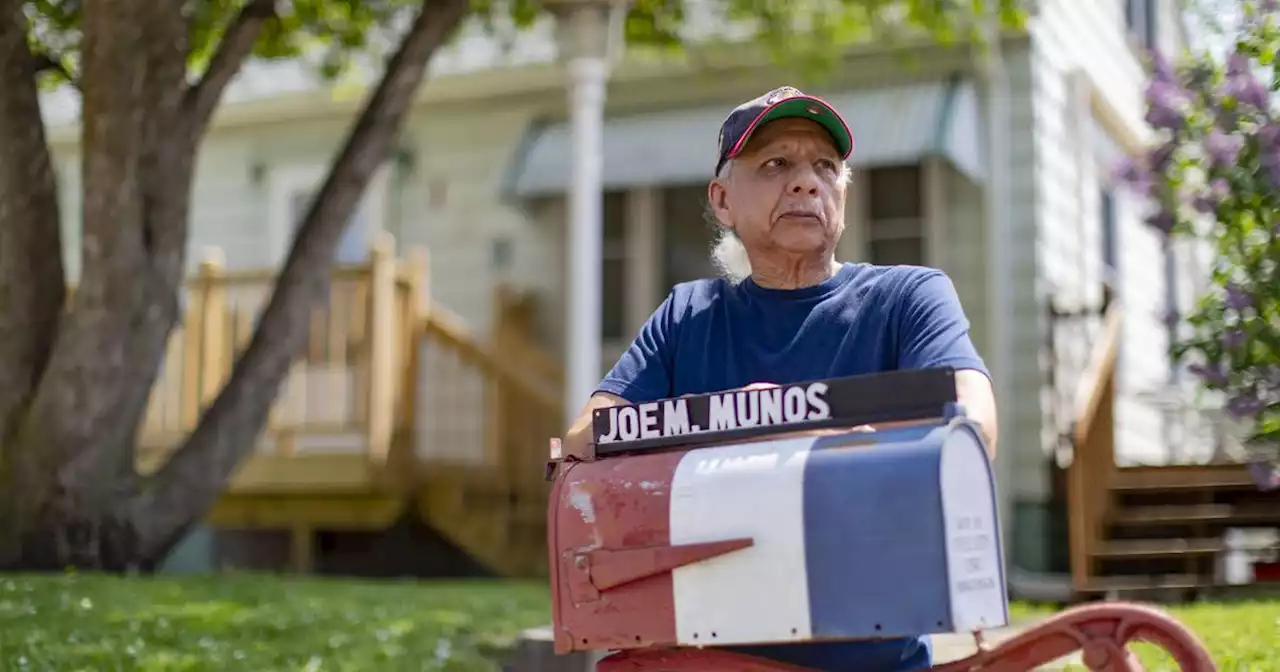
[1023,0,1194,483]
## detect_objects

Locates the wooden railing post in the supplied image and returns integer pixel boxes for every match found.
[1067,304,1122,594]
[198,250,229,409]
[180,249,225,431]
[393,246,429,480]
[488,285,513,468]
[366,232,397,464]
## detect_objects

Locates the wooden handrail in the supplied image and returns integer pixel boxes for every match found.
[1066,301,1123,593]
[1072,303,1123,446]
[421,305,561,413]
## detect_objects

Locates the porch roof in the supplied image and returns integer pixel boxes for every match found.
[506,75,985,198]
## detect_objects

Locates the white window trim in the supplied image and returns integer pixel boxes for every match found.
[267,162,392,266]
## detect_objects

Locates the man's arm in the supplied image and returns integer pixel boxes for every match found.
[896,270,999,458]
[955,368,998,457]
[560,292,681,459]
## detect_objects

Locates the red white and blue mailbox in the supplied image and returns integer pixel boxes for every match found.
[545,369,1218,672]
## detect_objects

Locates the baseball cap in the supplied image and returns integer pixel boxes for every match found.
[715,86,855,176]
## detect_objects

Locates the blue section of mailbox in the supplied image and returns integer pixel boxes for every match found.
[800,419,1008,640]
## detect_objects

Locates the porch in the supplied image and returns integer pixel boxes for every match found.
[139,234,563,575]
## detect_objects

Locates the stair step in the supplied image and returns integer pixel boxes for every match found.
[1111,504,1280,526]
[1111,465,1255,493]
[1092,538,1224,559]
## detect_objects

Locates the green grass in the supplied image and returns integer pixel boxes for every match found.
[0,573,1275,671]
[0,573,550,671]
[1011,600,1280,670]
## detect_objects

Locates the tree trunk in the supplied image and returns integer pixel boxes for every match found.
[0,0,69,566]
[128,0,471,565]
[0,0,196,570]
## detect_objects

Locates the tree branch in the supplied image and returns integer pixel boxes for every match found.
[184,0,275,138]
[129,0,472,563]
[0,0,67,434]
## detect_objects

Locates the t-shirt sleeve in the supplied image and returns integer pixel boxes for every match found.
[895,269,990,379]
[596,291,679,403]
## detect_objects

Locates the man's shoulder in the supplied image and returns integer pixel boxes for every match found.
[666,276,735,311]
[837,262,947,300]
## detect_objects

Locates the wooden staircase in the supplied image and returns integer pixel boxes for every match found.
[410,287,562,578]
[1065,304,1280,597]
[140,237,563,577]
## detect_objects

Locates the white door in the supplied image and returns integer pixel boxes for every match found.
[268,163,390,266]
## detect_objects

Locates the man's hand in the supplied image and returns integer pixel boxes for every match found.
[561,392,627,460]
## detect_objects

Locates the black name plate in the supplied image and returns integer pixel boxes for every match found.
[592,367,958,456]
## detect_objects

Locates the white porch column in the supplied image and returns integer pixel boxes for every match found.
[546,0,629,425]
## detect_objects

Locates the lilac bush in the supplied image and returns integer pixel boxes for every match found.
[1117,0,1280,452]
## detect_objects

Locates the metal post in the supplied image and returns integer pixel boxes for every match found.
[565,54,609,424]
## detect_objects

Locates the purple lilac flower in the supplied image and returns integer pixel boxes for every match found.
[1210,177,1230,199]
[1112,157,1153,196]
[1189,362,1230,387]
[1150,140,1179,172]
[1193,178,1231,213]
[1247,459,1280,492]
[1223,53,1272,112]
[1145,80,1190,131]
[1223,329,1247,349]
[1260,122,1280,152]
[1263,150,1280,190]
[1145,209,1176,234]
[1262,365,1280,390]
[1227,390,1267,418]
[1204,130,1243,168]
[1226,283,1253,310]
[1149,50,1176,83]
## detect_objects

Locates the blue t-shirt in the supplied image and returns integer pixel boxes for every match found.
[596,262,990,672]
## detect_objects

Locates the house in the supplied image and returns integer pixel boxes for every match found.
[45,0,1246,593]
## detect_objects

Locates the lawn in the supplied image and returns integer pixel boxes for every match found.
[1012,600,1279,670]
[0,573,1274,671]
[0,573,550,671]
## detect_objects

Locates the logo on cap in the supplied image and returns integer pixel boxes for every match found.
[767,86,802,104]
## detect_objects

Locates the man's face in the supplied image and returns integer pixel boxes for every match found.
[708,118,847,259]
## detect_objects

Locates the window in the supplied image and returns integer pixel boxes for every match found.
[1100,188,1119,295]
[866,165,924,266]
[1124,0,1158,50]
[661,186,718,291]
[1144,0,1159,49]
[601,191,628,341]
[270,165,380,266]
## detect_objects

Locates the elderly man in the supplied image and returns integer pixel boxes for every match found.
[562,86,999,671]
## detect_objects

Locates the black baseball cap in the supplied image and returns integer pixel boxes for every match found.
[715,86,855,176]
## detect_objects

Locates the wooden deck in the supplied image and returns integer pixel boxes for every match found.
[139,235,560,575]
[1063,303,1280,598]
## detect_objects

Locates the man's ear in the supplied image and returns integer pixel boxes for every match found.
[707,179,732,229]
